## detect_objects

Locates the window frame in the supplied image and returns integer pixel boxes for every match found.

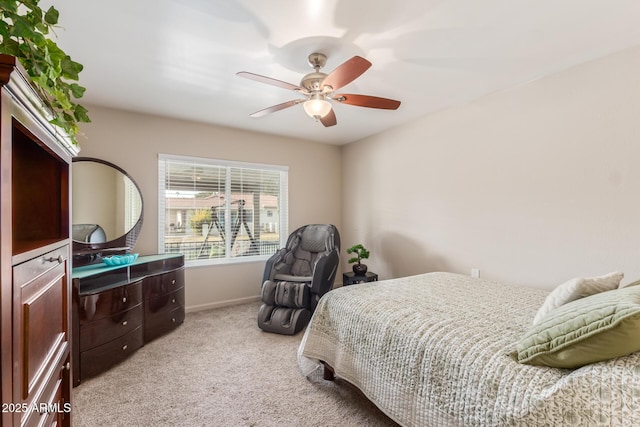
[158,153,288,267]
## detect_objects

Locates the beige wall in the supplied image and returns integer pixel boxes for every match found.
[77,106,342,311]
[76,43,640,304]
[342,45,640,290]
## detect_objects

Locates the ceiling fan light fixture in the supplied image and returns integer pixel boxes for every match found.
[303,97,332,119]
[237,53,399,128]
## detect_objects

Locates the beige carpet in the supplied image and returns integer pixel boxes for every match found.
[72,301,398,426]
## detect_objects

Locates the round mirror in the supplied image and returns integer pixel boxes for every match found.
[72,157,143,254]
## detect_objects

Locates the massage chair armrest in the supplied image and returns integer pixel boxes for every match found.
[310,250,339,296]
[262,248,289,282]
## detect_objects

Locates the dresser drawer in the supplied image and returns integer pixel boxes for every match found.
[20,348,70,427]
[79,281,142,324]
[13,246,68,285]
[80,304,143,352]
[144,305,185,343]
[145,287,184,315]
[80,326,143,380]
[143,269,184,300]
[22,354,69,427]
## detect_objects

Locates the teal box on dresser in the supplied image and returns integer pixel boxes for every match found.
[71,254,185,386]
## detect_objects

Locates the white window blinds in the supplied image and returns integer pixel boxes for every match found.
[158,154,288,266]
[124,176,142,232]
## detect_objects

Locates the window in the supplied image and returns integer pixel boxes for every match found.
[124,177,142,232]
[158,154,288,266]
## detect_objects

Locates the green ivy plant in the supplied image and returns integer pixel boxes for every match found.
[0,0,90,145]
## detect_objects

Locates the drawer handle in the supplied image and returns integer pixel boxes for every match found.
[171,279,176,285]
[45,255,64,264]
[122,320,128,326]
[171,318,176,323]
[122,344,128,351]
[122,297,127,303]
[62,362,70,371]
[171,298,176,303]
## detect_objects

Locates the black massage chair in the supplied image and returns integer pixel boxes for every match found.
[257,224,340,335]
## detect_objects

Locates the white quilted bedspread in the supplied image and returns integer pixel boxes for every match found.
[298,272,640,426]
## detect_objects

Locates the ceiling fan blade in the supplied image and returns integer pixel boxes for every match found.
[334,94,401,110]
[320,108,337,127]
[237,71,301,91]
[249,100,301,118]
[321,56,372,91]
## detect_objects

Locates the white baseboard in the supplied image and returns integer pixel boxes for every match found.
[185,295,261,313]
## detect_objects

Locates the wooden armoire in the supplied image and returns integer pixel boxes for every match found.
[0,55,78,426]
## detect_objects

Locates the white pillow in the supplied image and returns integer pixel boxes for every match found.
[532,272,624,324]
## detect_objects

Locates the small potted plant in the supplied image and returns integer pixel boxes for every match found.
[347,244,370,276]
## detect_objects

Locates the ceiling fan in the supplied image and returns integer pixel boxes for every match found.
[237,53,401,127]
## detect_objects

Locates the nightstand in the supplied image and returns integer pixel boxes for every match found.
[343,271,379,286]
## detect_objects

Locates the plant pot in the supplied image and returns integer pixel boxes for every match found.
[352,263,368,276]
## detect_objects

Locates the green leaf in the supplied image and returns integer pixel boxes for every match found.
[11,16,36,39]
[50,115,67,128]
[0,38,21,56]
[53,89,73,110]
[0,0,19,13]
[0,20,10,38]
[69,83,85,98]
[32,73,49,88]
[30,30,45,45]
[17,41,32,56]
[26,6,42,22]
[26,9,48,35]
[44,6,59,25]
[21,0,39,10]
[73,104,90,123]
[61,111,74,123]
[60,55,82,80]
[46,44,64,60]
[35,21,49,34]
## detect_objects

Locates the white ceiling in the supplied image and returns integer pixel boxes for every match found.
[45,0,640,145]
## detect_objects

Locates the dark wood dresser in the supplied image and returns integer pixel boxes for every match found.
[71,254,185,385]
[1,55,78,427]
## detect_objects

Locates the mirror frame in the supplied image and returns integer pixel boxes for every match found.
[72,157,144,259]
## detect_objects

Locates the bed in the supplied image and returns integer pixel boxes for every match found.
[297,272,640,426]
